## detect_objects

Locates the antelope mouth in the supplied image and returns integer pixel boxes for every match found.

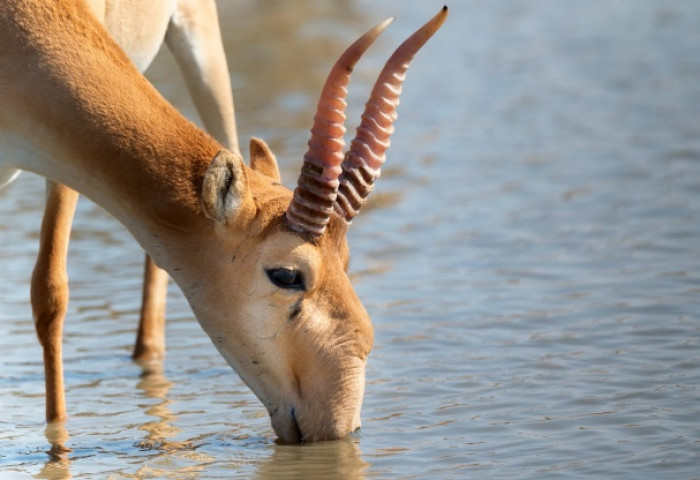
[272,406,305,444]
[289,406,304,444]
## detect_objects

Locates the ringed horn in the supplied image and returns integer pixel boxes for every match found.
[285,6,449,237]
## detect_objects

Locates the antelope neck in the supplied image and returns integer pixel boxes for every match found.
[2,0,221,251]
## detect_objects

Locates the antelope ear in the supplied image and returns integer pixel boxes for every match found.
[201,149,254,225]
[249,137,281,182]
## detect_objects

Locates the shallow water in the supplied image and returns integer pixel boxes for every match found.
[2,0,700,478]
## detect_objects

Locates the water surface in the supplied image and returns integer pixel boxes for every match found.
[2,1,699,478]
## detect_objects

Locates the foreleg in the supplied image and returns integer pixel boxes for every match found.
[31,181,79,423]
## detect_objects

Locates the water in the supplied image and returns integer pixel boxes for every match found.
[2,0,700,478]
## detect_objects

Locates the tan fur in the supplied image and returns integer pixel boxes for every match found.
[132,254,169,361]
[1,0,373,443]
[30,181,77,422]
[249,137,282,182]
[26,2,239,427]
[29,0,238,397]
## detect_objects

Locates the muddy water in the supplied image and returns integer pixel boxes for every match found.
[2,0,700,478]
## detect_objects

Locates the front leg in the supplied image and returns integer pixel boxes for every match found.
[31,181,79,423]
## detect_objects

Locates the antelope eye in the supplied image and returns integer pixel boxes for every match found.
[266,268,306,291]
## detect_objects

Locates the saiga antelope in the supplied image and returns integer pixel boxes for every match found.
[0,0,447,444]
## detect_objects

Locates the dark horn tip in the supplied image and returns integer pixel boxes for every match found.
[443,5,448,11]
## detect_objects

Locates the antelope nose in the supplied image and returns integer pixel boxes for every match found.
[352,411,362,433]
[289,407,303,443]
[272,406,304,444]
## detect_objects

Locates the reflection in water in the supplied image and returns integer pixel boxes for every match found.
[255,437,369,480]
[36,423,72,480]
[44,421,71,458]
[133,360,188,452]
[131,361,213,479]
[36,362,210,480]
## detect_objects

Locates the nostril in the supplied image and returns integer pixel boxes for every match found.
[290,407,304,443]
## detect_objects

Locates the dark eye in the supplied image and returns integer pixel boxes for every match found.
[266,268,306,291]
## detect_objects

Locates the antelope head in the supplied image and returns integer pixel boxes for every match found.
[188,8,447,443]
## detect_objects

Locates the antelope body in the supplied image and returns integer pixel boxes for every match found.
[9,0,239,428]
[0,0,446,444]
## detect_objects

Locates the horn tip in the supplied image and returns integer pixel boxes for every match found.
[374,17,395,35]
[426,5,449,34]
